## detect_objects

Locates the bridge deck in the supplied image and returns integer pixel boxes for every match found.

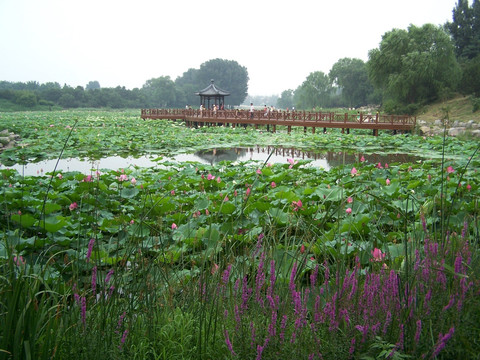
[141,109,416,136]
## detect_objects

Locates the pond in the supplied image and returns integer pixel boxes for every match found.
[4,146,422,176]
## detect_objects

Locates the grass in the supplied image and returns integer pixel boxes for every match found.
[417,95,480,123]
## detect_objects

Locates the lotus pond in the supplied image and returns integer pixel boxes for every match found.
[0,110,479,359]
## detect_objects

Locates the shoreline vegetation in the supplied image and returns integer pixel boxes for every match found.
[0,110,479,359]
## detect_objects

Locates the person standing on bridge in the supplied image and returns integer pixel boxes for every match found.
[250,103,254,119]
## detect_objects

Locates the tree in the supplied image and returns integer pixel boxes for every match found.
[293,71,332,109]
[446,0,480,59]
[329,58,374,108]
[15,91,37,107]
[86,81,101,91]
[196,59,249,106]
[142,76,176,108]
[367,24,460,112]
[175,68,201,107]
[277,89,294,109]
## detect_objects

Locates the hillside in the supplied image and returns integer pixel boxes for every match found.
[416,95,480,123]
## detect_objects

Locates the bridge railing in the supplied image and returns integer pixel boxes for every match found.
[141,108,416,127]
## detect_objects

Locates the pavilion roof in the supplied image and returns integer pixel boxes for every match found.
[196,80,230,96]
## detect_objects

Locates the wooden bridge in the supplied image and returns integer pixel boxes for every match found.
[141,108,416,136]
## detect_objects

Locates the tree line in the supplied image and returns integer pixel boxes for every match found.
[279,0,480,114]
[0,58,249,111]
[1,0,479,114]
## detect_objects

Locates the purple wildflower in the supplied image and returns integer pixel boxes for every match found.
[289,262,298,292]
[119,329,128,349]
[255,253,266,307]
[224,329,236,356]
[432,327,455,358]
[81,296,87,327]
[105,269,114,283]
[117,311,126,331]
[454,254,463,274]
[86,238,95,263]
[222,264,232,285]
[349,338,356,356]
[414,320,422,343]
[442,295,455,311]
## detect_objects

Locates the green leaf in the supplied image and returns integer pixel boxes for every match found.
[11,213,37,228]
[120,187,140,198]
[42,215,67,233]
[219,202,236,214]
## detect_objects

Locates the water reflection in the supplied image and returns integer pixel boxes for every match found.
[4,146,421,176]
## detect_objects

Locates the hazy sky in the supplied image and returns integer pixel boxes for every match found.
[0,0,462,95]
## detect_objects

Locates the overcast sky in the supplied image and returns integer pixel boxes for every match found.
[0,0,463,96]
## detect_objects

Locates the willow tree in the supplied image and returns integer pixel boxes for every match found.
[293,71,332,110]
[367,24,460,112]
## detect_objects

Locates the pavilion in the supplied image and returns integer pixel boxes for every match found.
[196,80,230,109]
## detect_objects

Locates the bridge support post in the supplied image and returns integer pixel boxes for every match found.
[287,126,291,134]
[273,125,276,133]
[312,127,315,134]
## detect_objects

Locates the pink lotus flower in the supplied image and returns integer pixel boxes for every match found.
[377,162,383,169]
[351,167,358,176]
[446,166,455,174]
[69,202,78,211]
[271,181,276,188]
[360,156,365,162]
[384,163,389,169]
[371,248,386,262]
[211,263,219,274]
[205,209,210,216]
[84,175,93,182]
[467,184,472,191]
[118,174,128,182]
[130,177,137,185]
[57,173,63,179]
[287,158,298,169]
[207,174,215,181]
[292,200,303,211]
[171,223,177,230]
[346,207,352,214]
[171,190,175,195]
[246,188,251,196]
[223,195,229,202]
[14,255,26,266]
[386,178,391,185]
[256,169,262,174]
[300,244,305,254]
[347,196,353,203]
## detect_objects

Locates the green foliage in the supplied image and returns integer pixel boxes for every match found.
[459,54,480,96]
[446,0,480,60]
[294,71,332,109]
[329,58,375,108]
[276,89,294,109]
[368,24,460,108]
[15,91,37,107]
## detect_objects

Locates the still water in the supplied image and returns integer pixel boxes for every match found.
[4,146,420,176]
